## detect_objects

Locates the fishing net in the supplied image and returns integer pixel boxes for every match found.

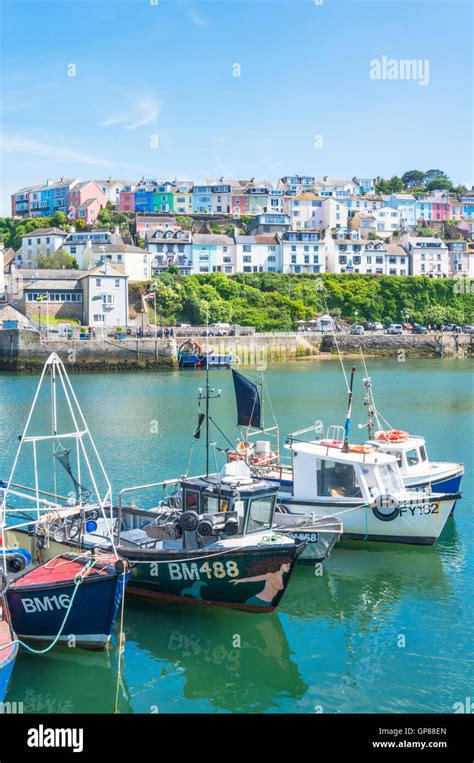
[54,444,92,504]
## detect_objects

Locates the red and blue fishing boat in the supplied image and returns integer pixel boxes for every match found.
[6,553,127,650]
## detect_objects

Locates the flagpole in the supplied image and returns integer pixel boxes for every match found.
[154,291,157,340]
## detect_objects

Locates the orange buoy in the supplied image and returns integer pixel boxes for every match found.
[349,444,374,454]
[375,430,409,443]
[320,439,343,448]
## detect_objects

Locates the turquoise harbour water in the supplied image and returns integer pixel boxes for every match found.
[0,358,472,714]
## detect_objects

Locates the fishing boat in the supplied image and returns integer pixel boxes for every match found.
[0,593,17,703]
[274,367,460,545]
[358,370,464,503]
[5,552,126,650]
[0,353,128,649]
[178,339,232,369]
[114,461,305,611]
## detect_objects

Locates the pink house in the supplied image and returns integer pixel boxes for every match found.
[231,194,248,216]
[431,201,449,221]
[118,191,135,212]
[68,181,105,224]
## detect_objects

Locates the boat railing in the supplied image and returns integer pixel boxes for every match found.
[286,421,324,446]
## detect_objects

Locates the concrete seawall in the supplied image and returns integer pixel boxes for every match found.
[0,329,471,371]
[0,330,177,371]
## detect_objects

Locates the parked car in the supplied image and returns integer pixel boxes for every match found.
[462,325,474,333]
[412,324,428,334]
[442,324,457,332]
[363,322,375,331]
[350,324,365,335]
[386,324,403,335]
[402,323,413,331]
[372,322,384,331]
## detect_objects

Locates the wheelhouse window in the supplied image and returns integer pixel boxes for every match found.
[184,490,199,512]
[419,445,427,462]
[202,494,230,514]
[246,496,274,533]
[316,459,362,498]
[378,463,403,493]
[406,449,420,466]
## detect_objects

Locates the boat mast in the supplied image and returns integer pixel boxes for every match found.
[363,375,376,439]
[199,304,220,477]
[342,366,356,453]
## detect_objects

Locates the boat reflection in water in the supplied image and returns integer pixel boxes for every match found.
[6,646,132,714]
[121,602,307,713]
[282,534,455,622]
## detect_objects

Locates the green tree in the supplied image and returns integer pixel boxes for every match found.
[401,170,426,188]
[37,248,78,269]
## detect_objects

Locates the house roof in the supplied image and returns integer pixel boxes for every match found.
[385,244,407,258]
[22,269,85,280]
[91,243,144,254]
[79,263,127,279]
[0,304,30,325]
[24,279,83,290]
[192,234,234,245]
[21,228,67,238]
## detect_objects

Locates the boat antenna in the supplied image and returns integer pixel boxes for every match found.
[358,349,392,436]
[341,366,356,453]
[198,303,221,477]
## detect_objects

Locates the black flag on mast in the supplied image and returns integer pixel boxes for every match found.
[231,369,261,429]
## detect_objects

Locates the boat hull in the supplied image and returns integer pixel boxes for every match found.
[273,514,342,563]
[278,494,458,546]
[0,600,18,704]
[6,557,127,650]
[120,542,303,612]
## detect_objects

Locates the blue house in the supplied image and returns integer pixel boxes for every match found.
[192,186,212,213]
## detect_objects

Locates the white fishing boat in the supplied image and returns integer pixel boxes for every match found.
[358,371,464,501]
[277,426,458,545]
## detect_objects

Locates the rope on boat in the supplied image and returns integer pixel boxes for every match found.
[0,558,97,655]
[113,570,127,714]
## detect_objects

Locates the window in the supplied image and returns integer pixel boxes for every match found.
[96,279,101,287]
[243,245,251,253]
[114,279,120,288]
[316,459,362,498]
[243,255,251,263]
[93,314,105,323]
[246,496,274,533]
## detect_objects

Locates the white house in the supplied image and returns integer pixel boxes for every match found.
[385,244,409,276]
[146,228,193,275]
[326,231,386,274]
[93,243,152,281]
[353,206,401,236]
[234,235,281,273]
[313,177,359,197]
[17,228,67,268]
[284,195,348,230]
[402,236,449,277]
[79,263,128,328]
[389,194,417,228]
[94,179,133,205]
[191,234,235,274]
[279,230,326,274]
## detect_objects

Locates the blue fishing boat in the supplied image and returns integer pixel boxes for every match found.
[0,595,17,703]
[6,553,127,650]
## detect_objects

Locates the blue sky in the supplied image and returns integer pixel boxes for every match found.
[1,0,472,214]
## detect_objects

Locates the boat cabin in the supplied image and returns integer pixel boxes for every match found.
[180,467,279,536]
[285,430,405,504]
[366,435,429,477]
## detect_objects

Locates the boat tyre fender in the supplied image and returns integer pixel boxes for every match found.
[0,571,9,596]
[114,558,129,575]
[178,510,200,532]
[372,494,400,522]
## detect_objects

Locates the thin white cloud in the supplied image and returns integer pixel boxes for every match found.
[99,94,160,131]
[2,135,142,172]
[188,9,208,28]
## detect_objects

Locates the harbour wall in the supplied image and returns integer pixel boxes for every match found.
[0,329,471,371]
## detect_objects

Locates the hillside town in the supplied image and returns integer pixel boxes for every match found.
[1,172,473,331]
